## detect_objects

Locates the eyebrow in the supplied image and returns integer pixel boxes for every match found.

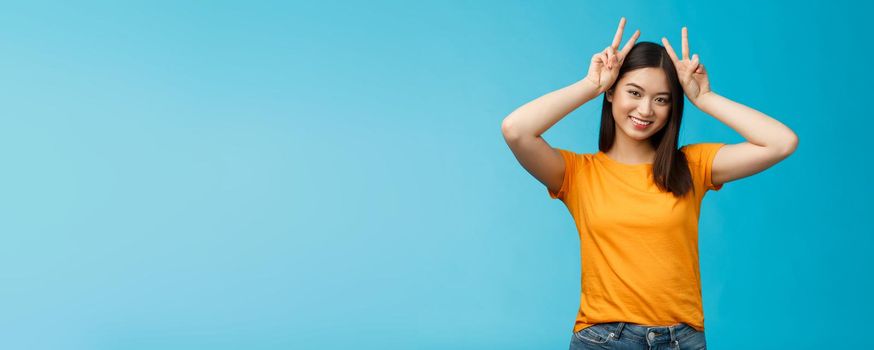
[624,83,671,96]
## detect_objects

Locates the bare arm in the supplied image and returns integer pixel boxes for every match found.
[500,79,601,192]
[696,92,798,186]
[695,92,798,152]
[501,79,601,140]
[501,17,640,193]
[662,27,799,187]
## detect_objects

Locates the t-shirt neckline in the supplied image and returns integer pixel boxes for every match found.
[595,151,654,168]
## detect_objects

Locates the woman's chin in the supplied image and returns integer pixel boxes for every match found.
[622,126,652,137]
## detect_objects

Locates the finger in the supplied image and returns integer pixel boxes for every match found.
[691,54,699,67]
[605,47,613,69]
[610,46,619,69]
[661,37,680,64]
[620,29,640,58]
[611,17,626,49]
[695,64,705,74]
[682,27,689,60]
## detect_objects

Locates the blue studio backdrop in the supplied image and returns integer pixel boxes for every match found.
[0,1,870,349]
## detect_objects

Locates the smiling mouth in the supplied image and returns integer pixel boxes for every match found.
[629,116,654,126]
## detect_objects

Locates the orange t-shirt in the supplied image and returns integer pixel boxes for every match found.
[548,143,726,333]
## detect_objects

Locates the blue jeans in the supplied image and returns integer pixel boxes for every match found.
[568,322,706,350]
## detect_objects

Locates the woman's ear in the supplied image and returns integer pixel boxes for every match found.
[606,89,613,103]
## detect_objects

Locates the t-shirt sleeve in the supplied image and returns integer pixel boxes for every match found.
[682,143,726,192]
[547,148,577,200]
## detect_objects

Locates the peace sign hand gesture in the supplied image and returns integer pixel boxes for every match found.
[661,27,711,105]
[585,17,640,94]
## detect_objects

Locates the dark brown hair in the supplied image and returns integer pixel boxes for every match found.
[599,41,693,197]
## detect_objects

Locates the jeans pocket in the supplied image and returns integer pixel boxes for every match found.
[676,326,707,350]
[573,324,614,344]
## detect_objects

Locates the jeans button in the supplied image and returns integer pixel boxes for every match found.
[648,332,655,340]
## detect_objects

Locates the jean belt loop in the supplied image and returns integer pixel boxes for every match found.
[668,324,677,343]
[614,322,625,340]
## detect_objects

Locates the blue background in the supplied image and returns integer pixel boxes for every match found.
[0,1,869,349]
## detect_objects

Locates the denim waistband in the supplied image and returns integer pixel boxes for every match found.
[592,322,698,344]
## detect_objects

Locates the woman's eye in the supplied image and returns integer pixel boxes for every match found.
[629,91,668,103]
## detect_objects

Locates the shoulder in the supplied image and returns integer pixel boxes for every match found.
[680,143,726,164]
[554,148,595,165]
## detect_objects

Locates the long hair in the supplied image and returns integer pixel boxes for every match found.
[598,41,693,197]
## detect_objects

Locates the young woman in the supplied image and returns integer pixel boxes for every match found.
[500,17,798,350]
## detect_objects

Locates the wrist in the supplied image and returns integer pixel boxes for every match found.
[692,90,716,107]
[580,76,604,95]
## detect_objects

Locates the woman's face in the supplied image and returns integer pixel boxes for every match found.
[606,67,672,141]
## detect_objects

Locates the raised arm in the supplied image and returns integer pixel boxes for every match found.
[501,17,640,193]
[662,27,798,187]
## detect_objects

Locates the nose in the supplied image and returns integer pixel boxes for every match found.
[637,101,655,118]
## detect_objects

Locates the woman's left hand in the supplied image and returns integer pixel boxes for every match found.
[661,27,711,105]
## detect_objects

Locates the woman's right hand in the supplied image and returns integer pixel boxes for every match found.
[585,17,640,94]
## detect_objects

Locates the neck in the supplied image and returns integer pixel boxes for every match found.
[606,136,656,164]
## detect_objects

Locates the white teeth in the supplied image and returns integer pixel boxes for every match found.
[630,116,653,125]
